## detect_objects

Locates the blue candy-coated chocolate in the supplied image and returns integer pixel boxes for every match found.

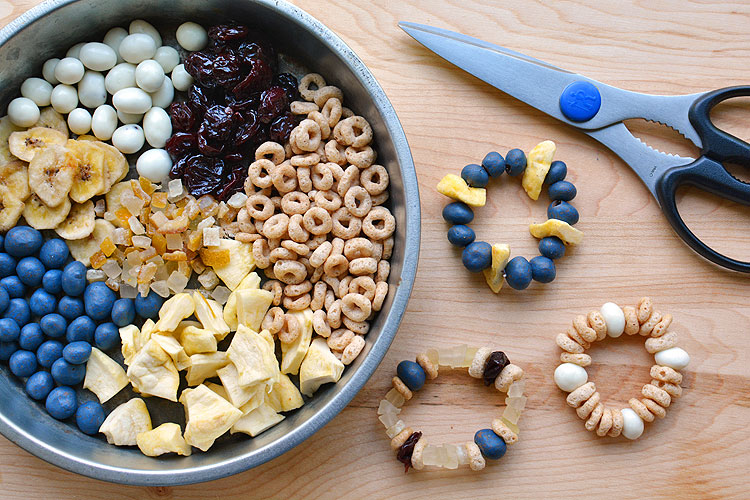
[0,275,25,298]
[94,322,120,351]
[0,341,18,361]
[134,292,164,320]
[461,163,489,188]
[0,317,20,342]
[25,370,54,401]
[84,282,116,321]
[36,340,63,368]
[76,401,105,435]
[58,296,85,321]
[474,428,507,460]
[0,284,8,315]
[4,298,30,327]
[45,386,78,420]
[51,358,86,386]
[18,323,44,351]
[40,313,67,338]
[29,288,57,317]
[61,261,87,297]
[548,180,577,202]
[16,256,45,287]
[545,160,567,185]
[63,341,92,365]
[530,255,556,283]
[442,202,474,225]
[0,253,16,278]
[66,316,96,344]
[482,151,505,177]
[462,241,492,272]
[505,149,527,176]
[9,349,37,377]
[547,200,579,225]
[447,225,476,248]
[111,298,135,327]
[539,237,566,260]
[505,256,533,290]
[38,238,69,270]
[42,269,63,295]
[396,360,426,391]
[4,226,42,258]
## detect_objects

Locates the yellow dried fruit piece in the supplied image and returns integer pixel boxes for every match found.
[199,247,231,267]
[100,237,116,257]
[483,243,511,294]
[151,233,167,255]
[522,140,556,200]
[529,219,583,245]
[164,250,188,262]
[436,174,486,207]
[90,251,107,269]
[151,192,167,209]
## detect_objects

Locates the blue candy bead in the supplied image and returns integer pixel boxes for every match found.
[42,269,63,295]
[547,200,579,225]
[36,340,63,368]
[4,298,30,327]
[16,256,45,287]
[447,225,476,248]
[29,288,57,317]
[66,316,96,343]
[134,292,164,320]
[40,313,67,338]
[462,241,492,272]
[460,163,489,188]
[45,386,78,420]
[0,276,25,298]
[539,237,566,260]
[61,261,87,296]
[51,358,86,386]
[111,298,135,327]
[58,296,85,321]
[19,323,44,351]
[4,226,42,258]
[9,349,37,377]
[0,341,18,361]
[84,282,116,321]
[0,286,8,315]
[505,256,533,290]
[0,317,20,342]
[530,255,556,283]
[95,322,120,351]
[545,160,567,185]
[548,180,577,201]
[38,239,69,270]
[25,371,54,401]
[482,151,505,177]
[0,253,16,278]
[76,401,106,435]
[396,360,426,391]
[474,429,507,460]
[505,149,527,176]
[63,341,92,365]
[0,235,4,252]
[442,202,474,225]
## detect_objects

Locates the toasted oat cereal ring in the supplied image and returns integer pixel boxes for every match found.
[376,260,390,283]
[343,237,374,260]
[311,282,327,310]
[255,141,286,165]
[303,207,333,235]
[333,116,373,147]
[623,306,639,335]
[639,311,662,336]
[466,442,486,471]
[337,276,352,299]
[349,257,377,276]
[314,85,344,107]
[262,213,289,239]
[270,247,297,263]
[383,237,393,259]
[608,408,624,437]
[327,300,343,329]
[575,392,601,419]
[642,384,671,408]
[573,315,597,343]
[280,191,311,216]
[416,353,438,380]
[332,208,362,239]
[584,403,604,432]
[362,206,396,240]
[262,280,283,306]
[556,333,585,354]
[262,307,285,335]
[325,139,347,165]
[628,398,655,423]
[321,97,343,127]
[314,190,342,212]
[336,165,360,198]
[324,276,340,291]
[247,159,275,189]
[650,379,682,399]
[310,241,333,268]
[299,256,313,275]
[287,214,310,244]
[595,408,613,437]
[252,238,272,269]
[342,335,365,365]
[392,376,413,401]
[650,364,683,384]
[371,241,384,261]
[495,363,523,392]
[291,152,320,167]
[271,161,298,194]
[308,110,331,140]
[645,331,678,354]
[284,280,312,298]
[297,166,313,193]
[344,186,373,218]
[491,418,518,445]
[311,163,334,191]
[560,352,592,366]
[349,276,376,301]
[299,73,326,100]
[346,145,376,169]
[650,313,673,338]
[341,293,372,322]
[274,259,307,285]
[310,265,325,283]
[468,347,493,379]
[246,194,275,221]
[372,281,388,312]
[566,382,596,408]
[390,427,413,451]
[360,164,389,196]
[328,327,352,351]
[342,316,370,335]
[291,119,322,152]
[331,237,345,256]
[279,314,302,344]
[410,437,427,471]
[587,311,608,340]
[640,398,667,419]
[306,234,327,251]
[236,232,261,243]
[283,293,311,311]
[312,309,331,337]
[637,297,653,324]
[291,100,319,115]
[371,191,389,206]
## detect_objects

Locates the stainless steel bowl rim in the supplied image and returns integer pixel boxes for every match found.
[0,0,420,485]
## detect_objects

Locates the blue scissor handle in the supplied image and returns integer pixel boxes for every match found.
[655,86,750,273]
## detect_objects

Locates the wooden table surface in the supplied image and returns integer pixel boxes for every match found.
[1,0,749,498]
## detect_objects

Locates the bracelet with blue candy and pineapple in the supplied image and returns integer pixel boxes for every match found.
[436,140,583,292]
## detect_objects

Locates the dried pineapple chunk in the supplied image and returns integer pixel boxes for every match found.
[83,347,128,403]
[226,325,279,390]
[280,309,313,376]
[217,362,264,408]
[235,288,273,332]
[180,384,242,452]
[231,404,284,438]
[153,292,195,333]
[205,238,256,290]
[436,174,486,207]
[482,243,511,294]
[223,272,261,331]
[185,351,229,386]
[179,325,218,355]
[299,338,344,397]
[193,290,231,340]
[99,398,152,446]
[126,339,180,401]
[529,218,583,245]
[151,334,191,371]
[522,140,556,200]
[119,324,140,366]
[136,422,191,457]
[265,373,304,413]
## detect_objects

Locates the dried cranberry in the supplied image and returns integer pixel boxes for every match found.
[188,84,222,114]
[233,109,261,147]
[396,432,422,473]
[257,86,288,124]
[482,351,510,386]
[232,57,272,97]
[197,133,225,156]
[200,105,239,142]
[168,102,197,132]
[211,48,242,89]
[214,163,246,201]
[208,24,249,43]
[169,153,197,178]
[269,113,298,143]
[184,51,219,88]
[226,93,260,113]
[182,155,226,196]
[273,73,300,102]
[238,38,276,69]
[165,132,197,160]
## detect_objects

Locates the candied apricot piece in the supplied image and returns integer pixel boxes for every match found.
[199,247,230,267]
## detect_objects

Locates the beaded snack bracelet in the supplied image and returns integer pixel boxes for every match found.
[437,140,583,293]
[554,297,690,440]
[377,345,526,472]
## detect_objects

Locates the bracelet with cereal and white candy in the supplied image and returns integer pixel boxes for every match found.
[377,345,526,472]
[554,297,690,440]
[436,140,583,293]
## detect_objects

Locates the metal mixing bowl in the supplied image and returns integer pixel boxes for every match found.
[0,0,419,485]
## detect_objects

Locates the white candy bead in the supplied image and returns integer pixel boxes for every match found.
[118,34,157,64]
[153,46,180,73]
[91,105,118,140]
[171,64,194,92]
[112,124,145,154]
[149,77,174,109]
[78,42,117,71]
[116,109,143,125]
[600,302,625,338]
[77,71,107,108]
[42,58,60,84]
[7,97,40,127]
[103,27,128,63]
[104,63,136,95]
[136,148,172,182]
[129,19,162,47]
[654,347,690,370]
[112,87,152,114]
[554,362,588,392]
[135,60,165,93]
[143,107,172,148]
[67,108,92,135]
[66,42,85,58]
[20,78,53,107]
[620,408,644,440]
[176,22,208,51]
[54,57,85,85]
[50,84,79,114]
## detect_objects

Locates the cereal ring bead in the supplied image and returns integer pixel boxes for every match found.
[465,442,486,471]
[461,241,492,272]
[505,148,526,176]
[481,152,505,177]
[397,360,426,391]
[554,363,588,392]
[620,408,644,440]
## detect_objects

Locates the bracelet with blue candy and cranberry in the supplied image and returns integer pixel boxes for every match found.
[437,140,583,292]
[377,345,526,471]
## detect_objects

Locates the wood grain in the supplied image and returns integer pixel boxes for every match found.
[1,0,749,498]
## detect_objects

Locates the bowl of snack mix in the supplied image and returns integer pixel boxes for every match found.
[0,0,419,485]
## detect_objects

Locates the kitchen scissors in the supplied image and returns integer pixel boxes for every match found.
[399,21,750,273]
